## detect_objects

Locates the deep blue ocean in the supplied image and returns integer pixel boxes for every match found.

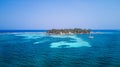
[0,30,120,67]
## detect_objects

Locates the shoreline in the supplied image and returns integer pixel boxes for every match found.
[0,31,117,35]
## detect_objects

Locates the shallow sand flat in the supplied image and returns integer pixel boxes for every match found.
[50,35,91,48]
[15,32,47,39]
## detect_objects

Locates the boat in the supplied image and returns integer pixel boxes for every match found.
[89,32,94,38]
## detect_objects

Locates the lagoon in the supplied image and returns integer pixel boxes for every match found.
[0,30,120,67]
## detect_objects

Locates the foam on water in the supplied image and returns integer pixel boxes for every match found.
[50,35,91,48]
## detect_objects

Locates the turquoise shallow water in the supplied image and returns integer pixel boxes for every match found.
[0,30,120,67]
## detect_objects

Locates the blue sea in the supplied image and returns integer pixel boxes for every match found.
[0,30,120,67]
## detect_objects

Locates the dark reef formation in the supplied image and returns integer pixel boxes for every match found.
[47,28,90,35]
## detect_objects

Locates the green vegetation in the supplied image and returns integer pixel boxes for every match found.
[47,28,90,35]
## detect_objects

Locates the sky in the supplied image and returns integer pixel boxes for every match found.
[0,0,120,30]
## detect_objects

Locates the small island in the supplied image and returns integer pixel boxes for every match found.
[47,28,90,35]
